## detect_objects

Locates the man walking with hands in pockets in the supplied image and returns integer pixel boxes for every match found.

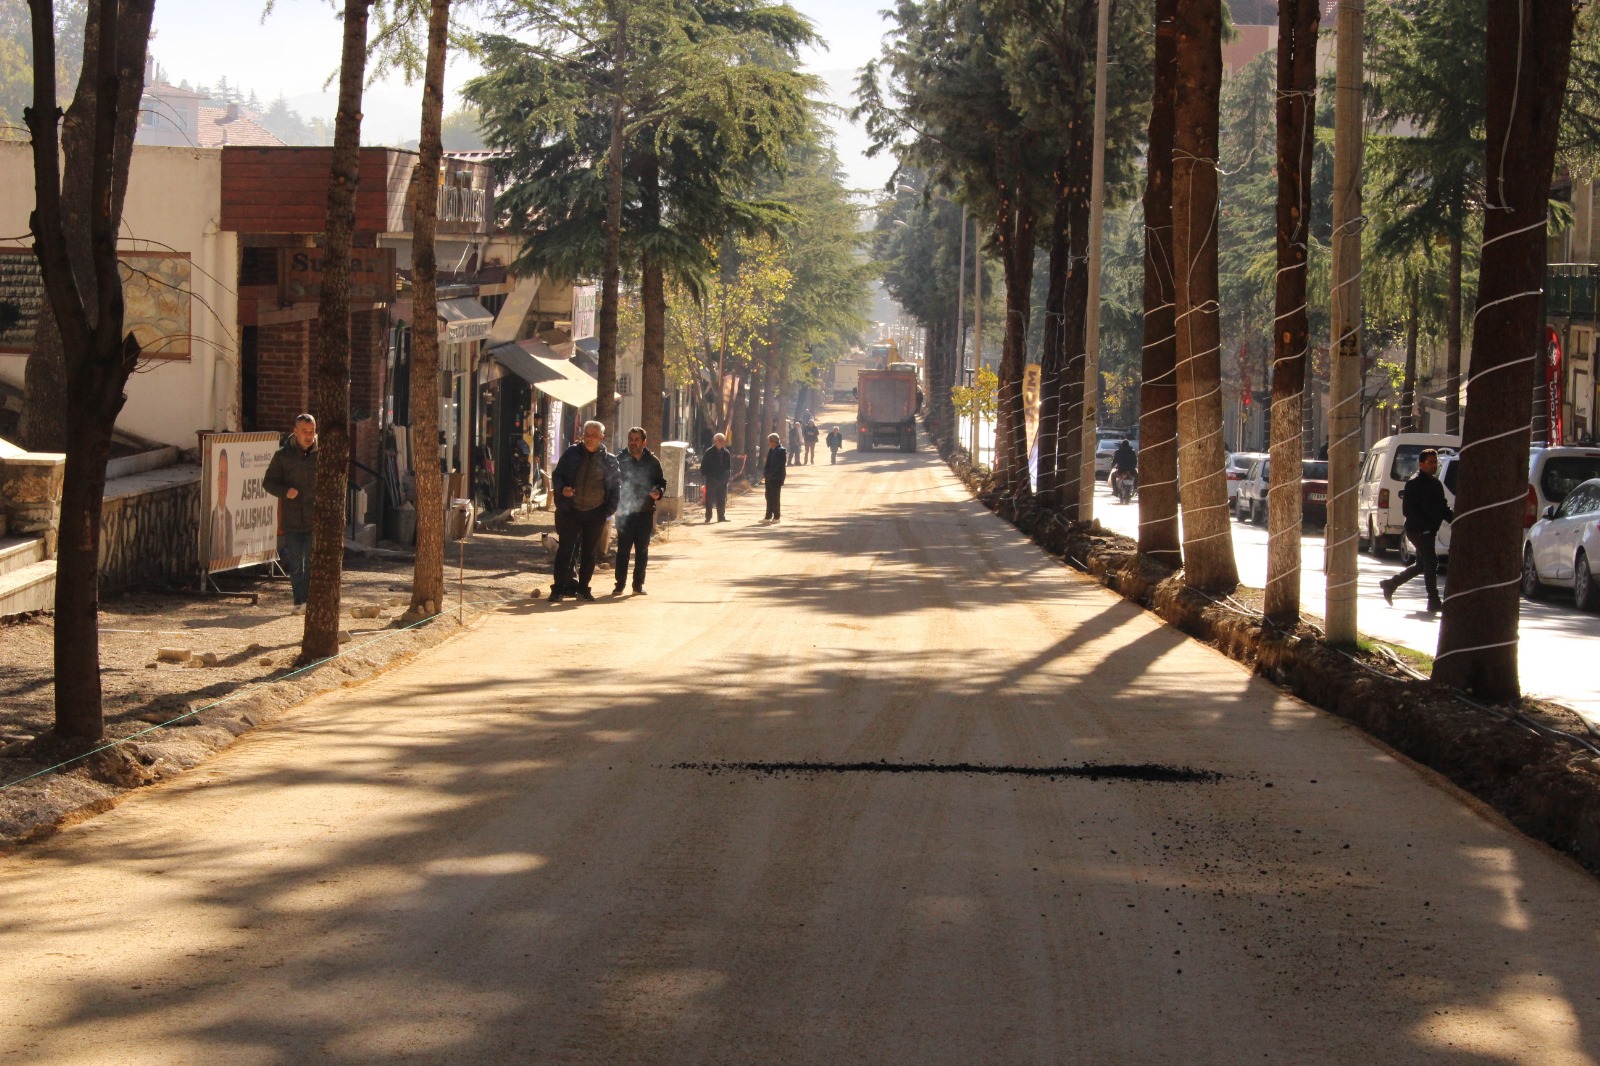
[614,427,666,595]
[549,420,619,603]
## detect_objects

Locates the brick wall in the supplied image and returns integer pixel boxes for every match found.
[256,320,311,433]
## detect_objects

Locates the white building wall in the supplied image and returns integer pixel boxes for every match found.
[0,145,238,450]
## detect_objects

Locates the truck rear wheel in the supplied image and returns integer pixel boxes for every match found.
[900,429,915,452]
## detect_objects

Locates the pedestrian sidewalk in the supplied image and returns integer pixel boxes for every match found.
[0,510,560,761]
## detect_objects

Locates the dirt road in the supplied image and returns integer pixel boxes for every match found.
[3,416,1598,1064]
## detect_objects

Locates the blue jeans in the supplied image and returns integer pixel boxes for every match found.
[280,531,312,605]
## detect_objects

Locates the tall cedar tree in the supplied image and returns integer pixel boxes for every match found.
[1137,0,1180,567]
[1169,0,1237,591]
[1262,0,1319,627]
[1365,1,1485,437]
[302,0,375,661]
[1435,0,1576,700]
[854,0,1045,491]
[405,0,451,622]
[24,0,155,740]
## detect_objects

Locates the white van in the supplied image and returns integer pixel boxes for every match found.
[1358,432,1459,557]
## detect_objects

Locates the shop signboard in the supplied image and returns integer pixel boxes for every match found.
[201,431,282,576]
[278,247,396,304]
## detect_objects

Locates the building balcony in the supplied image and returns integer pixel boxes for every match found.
[1549,263,1599,319]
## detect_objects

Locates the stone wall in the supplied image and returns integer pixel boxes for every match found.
[99,469,201,594]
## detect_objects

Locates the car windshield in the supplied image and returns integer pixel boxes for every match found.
[1390,444,1455,480]
[1539,455,1600,504]
[1558,484,1600,519]
[1302,461,1328,480]
[1228,456,1256,472]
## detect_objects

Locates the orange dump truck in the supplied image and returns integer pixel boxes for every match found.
[856,368,922,452]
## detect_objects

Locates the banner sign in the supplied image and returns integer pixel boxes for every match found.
[201,431,282,576]
[278,247,396,304]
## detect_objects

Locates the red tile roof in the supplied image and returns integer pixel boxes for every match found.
[196,106,285,149]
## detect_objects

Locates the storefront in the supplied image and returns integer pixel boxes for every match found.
[484,338,599,510]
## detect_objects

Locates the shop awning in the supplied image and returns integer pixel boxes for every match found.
[488,338,597,408]
[437,298,494,344]
[486,341,565,388]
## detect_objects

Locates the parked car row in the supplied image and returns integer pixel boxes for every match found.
[1230,455,1329,527]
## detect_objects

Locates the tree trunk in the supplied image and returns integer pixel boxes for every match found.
[597,12,628,431]
[406,0,451,623]
[303,0,374,662]
[1435,0,1574,700]
[1138,0,1181,567]
[1263,0,1318,628]
[640,155,666,443]
[25,0,155,741]
[1400,273,1419,433]
[992,194,1036,493]
[1445,229,1463,435]
[1036,193,1067,507]
[21,0,146,457]
[642,256,665,441]
[1170,0,1238,592]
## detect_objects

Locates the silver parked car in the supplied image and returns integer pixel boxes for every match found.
[1521,476,1600,611]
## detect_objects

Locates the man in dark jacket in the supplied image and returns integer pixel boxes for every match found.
[700,433,732,522]
[761,432,787,522]
[1381,447,1454,612]
[550,419,620,603]
[614,427,667,595]
[263,414,318,614]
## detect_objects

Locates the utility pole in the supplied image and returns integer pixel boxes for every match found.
[1326,0,1364,643]
[955,204,967,445]
[973,216,983,464]
[1078,0,1113,518]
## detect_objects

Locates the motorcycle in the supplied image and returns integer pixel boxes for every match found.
[1111,468,1137,504]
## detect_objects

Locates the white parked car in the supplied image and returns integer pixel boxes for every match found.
[1226,451,1267,499]
[1523,445,1600,527]
[1521,476,1600,610]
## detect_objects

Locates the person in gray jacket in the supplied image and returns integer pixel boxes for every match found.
[263,414,318,614]
[614,427,667,595]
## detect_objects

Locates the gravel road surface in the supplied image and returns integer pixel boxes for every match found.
[2,411,1597,1064]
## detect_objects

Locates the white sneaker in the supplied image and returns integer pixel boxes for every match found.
[291,603,305,615]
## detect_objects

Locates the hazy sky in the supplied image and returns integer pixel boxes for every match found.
[147,0,896,193]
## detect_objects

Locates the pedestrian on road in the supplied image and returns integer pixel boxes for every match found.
[700,433,732,522]
[1380,447,1453,613]
[826,425,843,464]
[788,421,802,466]
[803,417,819,464]
[762,432,787,522]
[614,427,666,596]
[263,413,318,615]
[550,419,619,603]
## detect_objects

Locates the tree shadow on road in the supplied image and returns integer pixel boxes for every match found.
[1,620,1594,1064]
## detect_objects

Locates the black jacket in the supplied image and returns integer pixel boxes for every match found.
[700,446,732,482]
[826,429,843,451]
[763,446,787,485]
[1402,470,1453,534]
[552,443,620,516]
[263,441,318,534]
[617,447,667,516]
[1111,443,1137,474]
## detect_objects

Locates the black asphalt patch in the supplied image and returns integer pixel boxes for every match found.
[670,760,1223,783]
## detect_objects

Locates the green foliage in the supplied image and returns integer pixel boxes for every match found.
[0,0,86,138]
[665,233,792,385]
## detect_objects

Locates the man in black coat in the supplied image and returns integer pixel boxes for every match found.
[1381,447,1454,612]
[614,427,667,595]
[761,432,787,522]
[700,432,732,522]
[263,414,318,614]
[550,419,620,603]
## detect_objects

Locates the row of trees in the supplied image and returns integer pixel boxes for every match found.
[16,0,862,744]
[864,0,1590,702]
